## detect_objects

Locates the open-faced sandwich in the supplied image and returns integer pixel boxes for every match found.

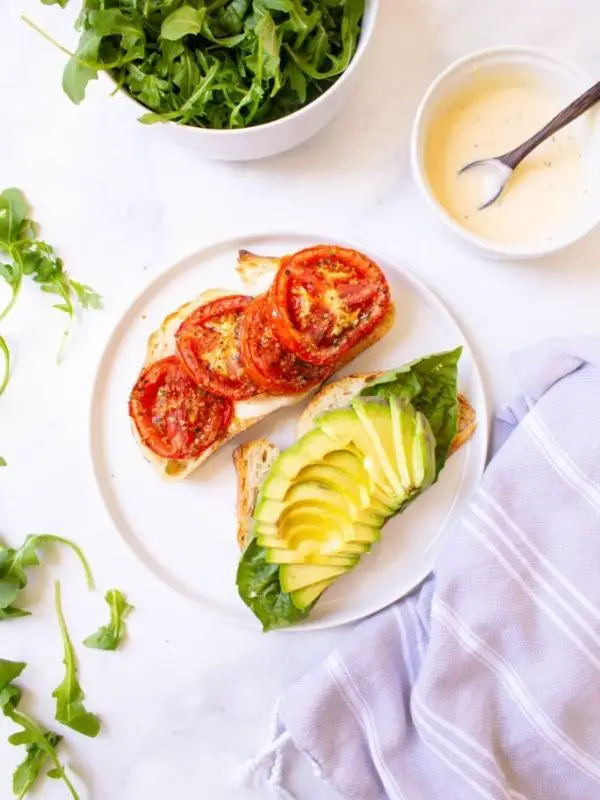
[128,245,395,479]
[234,348,476,631]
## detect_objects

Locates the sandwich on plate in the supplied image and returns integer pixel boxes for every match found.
[235,348,476,630]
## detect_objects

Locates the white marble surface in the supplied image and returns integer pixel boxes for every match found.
[1,1,600,798]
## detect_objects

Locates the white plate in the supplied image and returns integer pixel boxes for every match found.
[90,233,488,631]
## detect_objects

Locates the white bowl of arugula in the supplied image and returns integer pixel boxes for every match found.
[51,0,379,161]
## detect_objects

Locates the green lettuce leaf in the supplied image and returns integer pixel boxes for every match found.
[236,539,310,631]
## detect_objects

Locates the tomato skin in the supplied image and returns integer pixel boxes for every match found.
[238,295,329,395]
[175,295,259,401]
[129,357,232,460]
[270,245,391,366]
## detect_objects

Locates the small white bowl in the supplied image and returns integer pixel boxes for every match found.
[123,0,378,161]
[411,46,600,259]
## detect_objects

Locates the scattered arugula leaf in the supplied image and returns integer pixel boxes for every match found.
[0,659,80,800]
[0,188,102,385]
[0,457,6,467]
[0,534,95,622]
[30,0,365,129]
[52,581,101,738]
[84,589,133,651]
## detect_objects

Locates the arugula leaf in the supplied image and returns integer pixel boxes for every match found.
[84,589,133,651]
[12,730,62,799]
[360,347,463,475]
[161,6,207,41]
[236,539,311,631]
[31,0,365,130]
[0,659,26,689]
[53,581,101,738]
[0,659,80,800]
[0,534,95,622]
[0,188,102,385]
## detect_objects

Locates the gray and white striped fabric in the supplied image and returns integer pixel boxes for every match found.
[242,338,600,800]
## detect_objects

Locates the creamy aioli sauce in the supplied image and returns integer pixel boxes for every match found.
[425,70,588,246]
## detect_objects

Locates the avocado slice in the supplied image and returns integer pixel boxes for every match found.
[323,450,397,514]
[316,408,395,496]
[290,578,335,610]
[256,509,356,541]
[352,399,405,499]
[295,463,372,510]
[280,563,348,593]
[413,411,437,490]
[256,482,384,529]
[257,532,370,557]
[390,396,418,493]
[273,428,341,479]
[266,548,358,568]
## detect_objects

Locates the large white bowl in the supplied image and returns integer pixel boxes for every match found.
[124,0,378,161]
[411,46,600,259]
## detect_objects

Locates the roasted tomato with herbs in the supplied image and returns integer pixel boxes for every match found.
[129,356,233,460]
[175,295,259,401]
[239,295,329,395]
[270,245,391,366]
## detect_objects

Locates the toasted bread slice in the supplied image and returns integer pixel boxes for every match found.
[233,438,280,550]
[131,252,395,481]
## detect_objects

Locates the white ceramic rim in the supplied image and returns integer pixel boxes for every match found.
[88,229,489,632]
[411,45,599,259]
[110,0,379,137]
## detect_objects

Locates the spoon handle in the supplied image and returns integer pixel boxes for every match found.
[501,79,600,169]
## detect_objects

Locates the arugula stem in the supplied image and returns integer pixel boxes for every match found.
[39,536,95,591]
[20,16,75,60]
[0,336,10,397]
[0,246,23,323]
[8,708,80,800]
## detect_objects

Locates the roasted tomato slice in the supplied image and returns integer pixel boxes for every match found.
[175,295,259,401]
[129,356,233,460]
[239,295,329,395]
[270,245,391,366]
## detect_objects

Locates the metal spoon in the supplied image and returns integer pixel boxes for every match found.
[459,79,600,209]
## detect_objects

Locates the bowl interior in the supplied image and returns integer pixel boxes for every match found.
[413,48,600,257]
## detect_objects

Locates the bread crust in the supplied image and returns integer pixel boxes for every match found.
[233,438,279,550]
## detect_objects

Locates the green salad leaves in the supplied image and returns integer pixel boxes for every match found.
[236,349,462,631]
[0,660,80,800]
[33,0,365,130]
[0,188,101,389]
[84,589,133,651]
[53,582,102,738]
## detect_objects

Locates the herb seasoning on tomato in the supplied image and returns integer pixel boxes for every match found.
[175,295,259,401]
[239,295,329,395]
[129,357,232,460]
[270,245,391,366]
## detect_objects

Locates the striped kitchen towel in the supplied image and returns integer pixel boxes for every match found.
[237,338,600,800]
